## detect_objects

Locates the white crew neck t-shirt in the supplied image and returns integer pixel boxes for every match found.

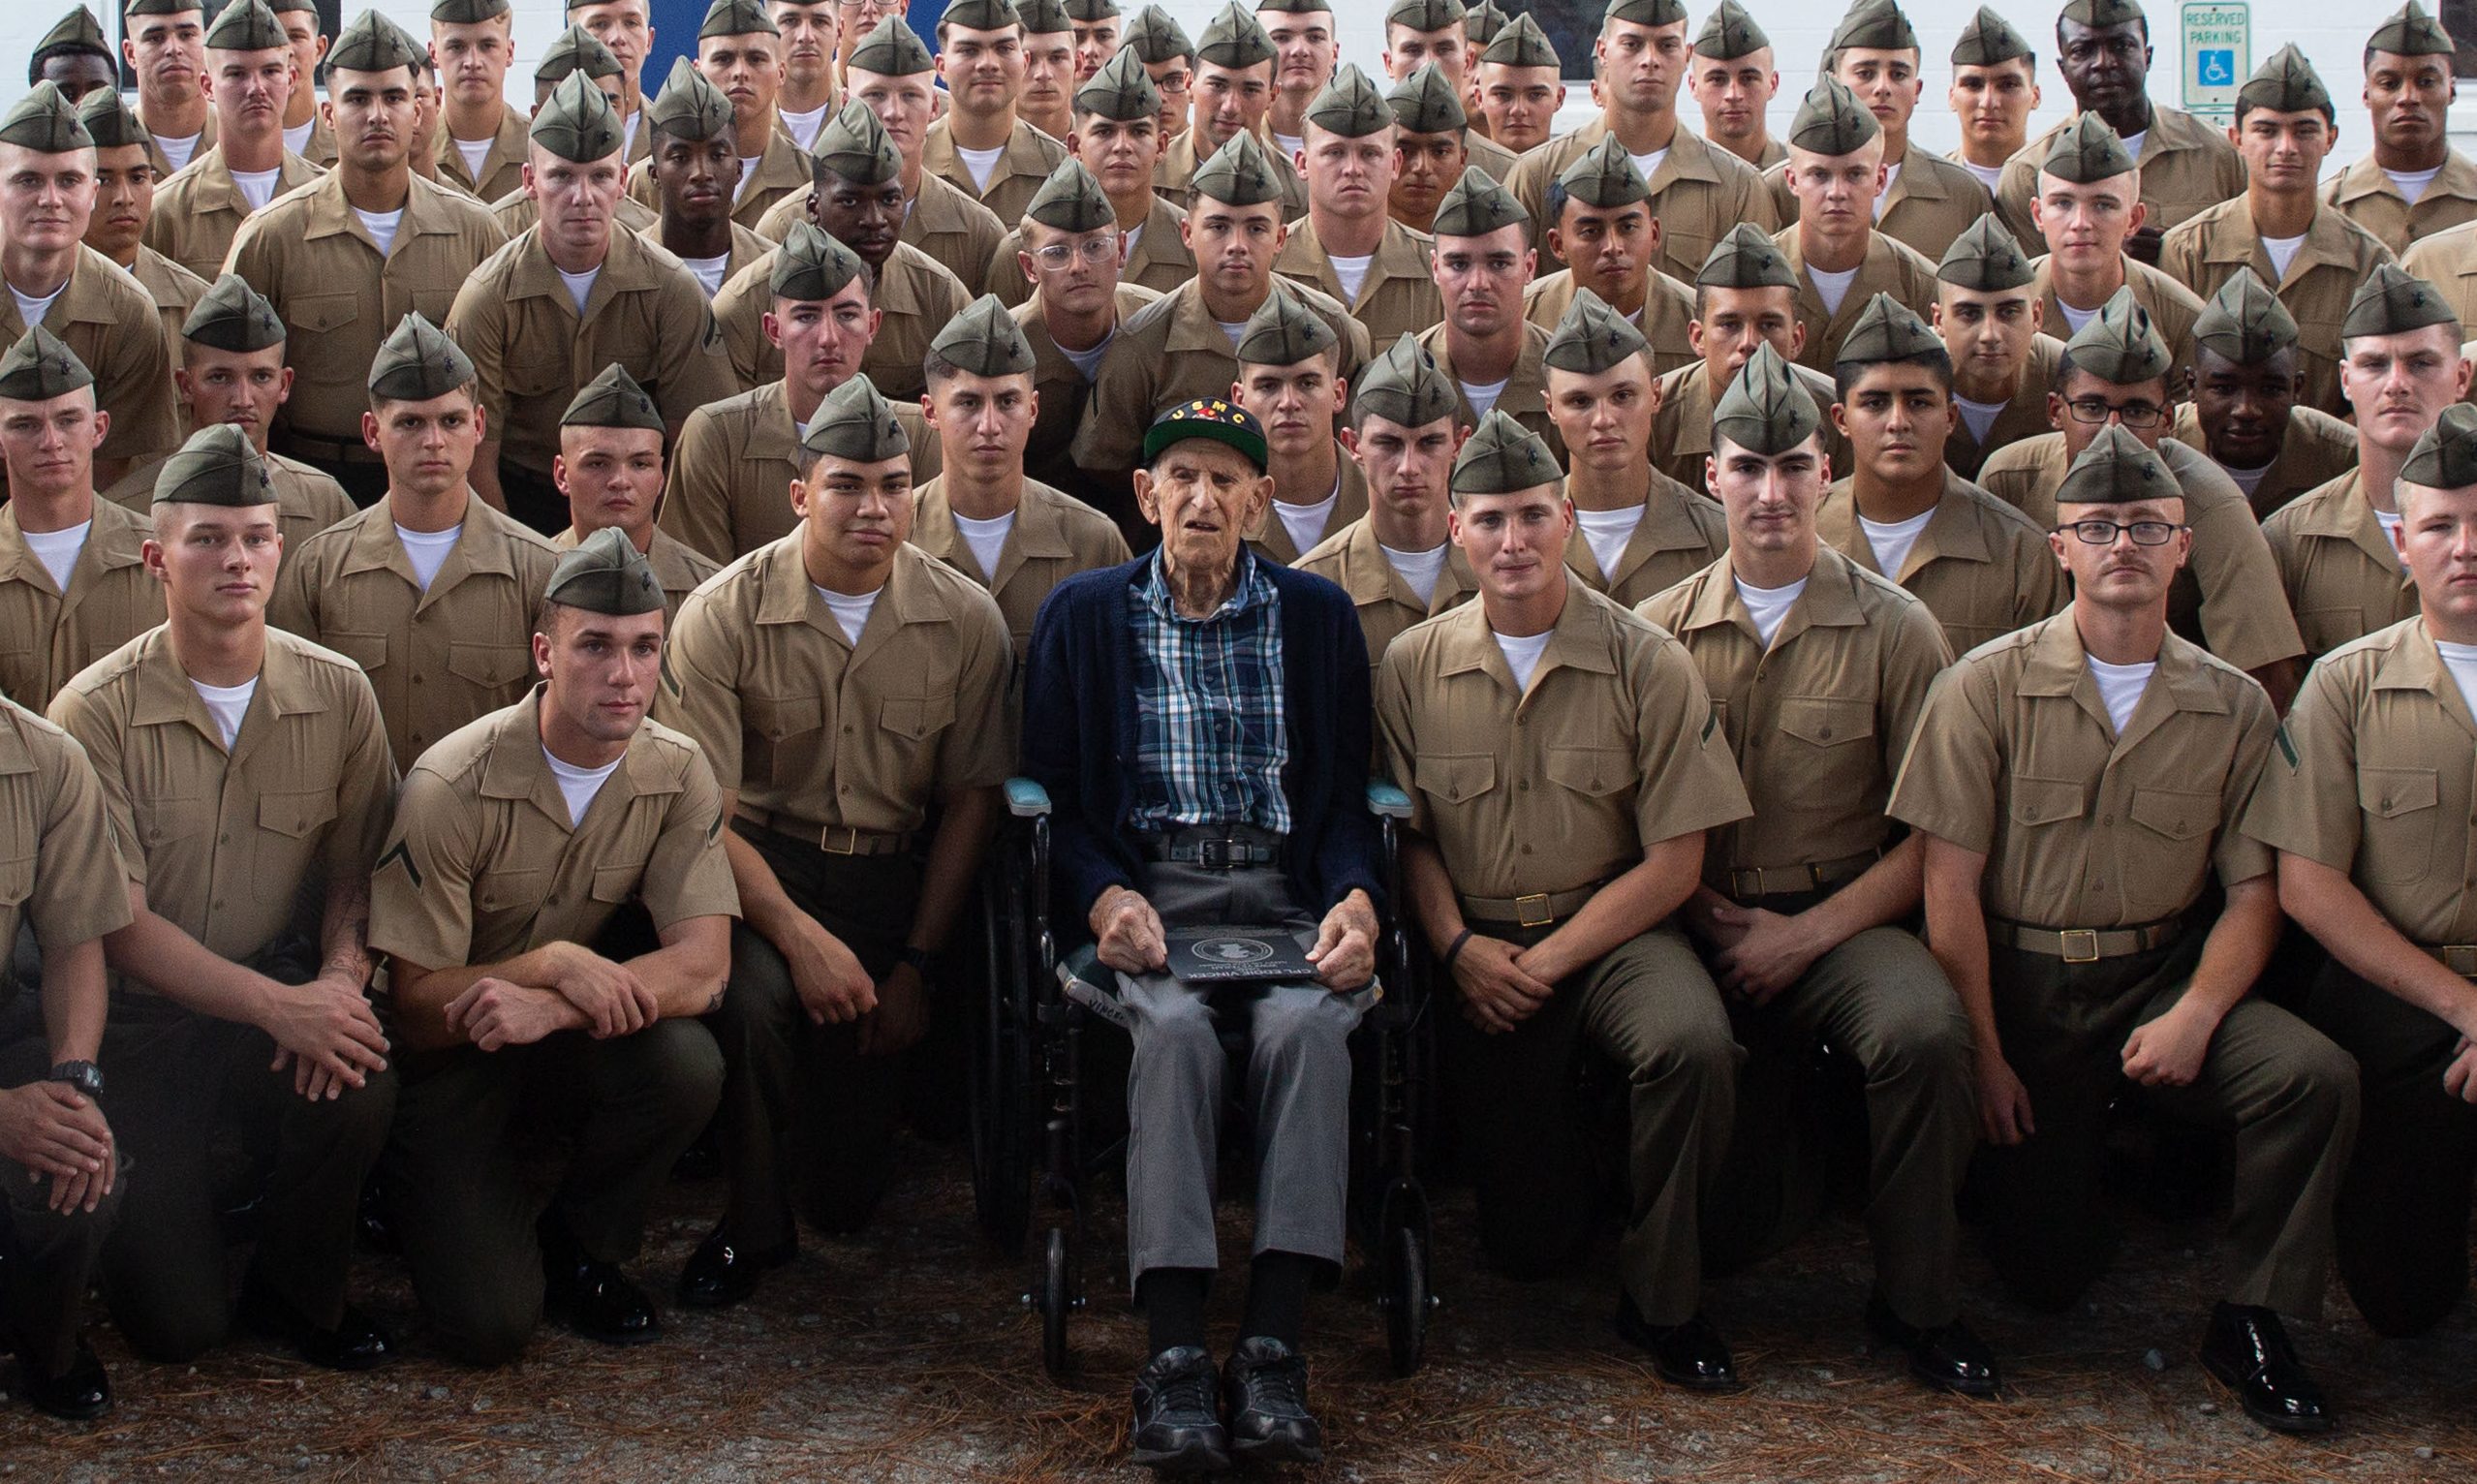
[1494,626,1554,691]
[2387,164,2443,205]
[20,520,88,592]
[1061,327,1113,380]
[354,206,404,257]
[1628,147,1668,182]
[681,253,730,298]
[952,509,1016,577]
[1459,377,1508,417]
[1734,574,1807,646]
[232,167,283,210]
[558,266,600,315]
[1873,161,1902,221]
[1954,393,2004,443]
[815,584,881,643]
[8,283,63,332]
[1327,252,1372,303]
[156,131,203,172]
[2087,655,2155,733]
[1859,507,1936,578]
[283,117,314,157]
[780,100,831,151]
[395,522,463,591]
[1811,264,1860,316]
[452,136,494,182]
[1273,486,1338,555]
[2438,640,2477,722]
[2262,233,2305,281]
[1382,541,1449,605]
[1960,158,2003,192]
[1573,504,1643,580]
[192,676,258,749]
[957,143,1006,193]
[543,747,623,827]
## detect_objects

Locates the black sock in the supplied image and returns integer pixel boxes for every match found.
[1138,1267,1212,1356]
[1239,1251,1316,1350]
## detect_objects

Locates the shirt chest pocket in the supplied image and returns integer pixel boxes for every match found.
[445,641,535,694]
[2358,766,2442,884]
[0,851,32,909]
[880,694,957,743]
[1544,745,1630,800]
[1415,752,1497,807]
[1776,697,1873,752]
[257,788,338,842]
[476,865,548,918]
[2007,775,2087,830]
[2128,787,2218,844]
[591,863,639,906]
[285,293,362,381]
[504,354,573,402]
[325,631,387,673]
[744,694,825,788]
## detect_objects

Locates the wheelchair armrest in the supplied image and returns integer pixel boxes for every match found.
[1367,781,1412,820]
[1006,777,1053,819]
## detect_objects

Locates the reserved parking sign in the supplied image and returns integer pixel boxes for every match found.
[2181,1,2250,116]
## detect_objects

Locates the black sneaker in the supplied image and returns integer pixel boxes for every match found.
[1221,1336,1322,1465]
[1130,1345,1228,1473]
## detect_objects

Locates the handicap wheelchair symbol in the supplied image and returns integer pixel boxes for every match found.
[2197,49,2235,86]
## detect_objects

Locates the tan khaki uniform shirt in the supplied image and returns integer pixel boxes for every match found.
[658,378,940,563]
[910,476,1130,652]
[433,105,530,203]
[2243,614,2477,943]
[1816,469,2069,655]
[1777,227,1943,373]
[130,245,211,356]
[1416,319,1563,465]
[226,170,510,448]
[712,238,970,401]
[2170,401,2359,519]
[551,524,722,625]
[1563,478,1730,608]
[488,186,660,239]
[1650,357,1851,496]
[1761,143,1996,263]
[447,227,740,481]
[657,537,1014,839]
[1072,277,1371,472]
[625,122,811,232]
[923,116,1072,227]
[1465,129,1520,184]
[139,108,216,183]
[1502,119,1778,285]
[1944,332,2065,481]
[2399,217,2477,339]
[1017,283,1161,497]
[2157,200,2398,417]
[1639,543,1951,886]
[0,695,133,970]
[0,246,181,478]
[2032,254,2204,385]
[0,498,165,712]
[103,448,353,568]
[47,624,397,972]
[2323,149,2477,257]
[1240,455,1362,565]
[368,690,739,972]
[1996,106,2248,245]
[1376,572,1751,902]
[1154,125,1308,220]
[1522,267,1698,382]
[1977,432,2306,674]
[982,192,1192,306]
[268,493,562,764]
[1272,217,1440,350]
[2261,469,2418,659]
[142,146,325,280]
[1295,513,1479,675]
[1889,612,2277,926]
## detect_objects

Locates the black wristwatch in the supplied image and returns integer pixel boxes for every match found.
[48,1061,102,1097]
[898,946,934,976]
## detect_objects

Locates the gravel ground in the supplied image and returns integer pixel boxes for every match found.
[5,1135,2475,1483]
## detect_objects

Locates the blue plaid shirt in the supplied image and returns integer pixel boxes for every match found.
[1127,547,1291,834]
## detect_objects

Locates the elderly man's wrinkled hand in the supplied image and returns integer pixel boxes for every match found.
[1092,886,1169,974]
[1309,889,1378,991]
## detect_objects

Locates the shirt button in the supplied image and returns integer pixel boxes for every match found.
[1520,844,1533,854]
[218,833,230,845]
[1517,781,1531,791]
[843,726,854,735]
[2100,815,2112,825]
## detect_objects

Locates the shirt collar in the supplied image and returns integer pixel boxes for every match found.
[1136,543,1276,624]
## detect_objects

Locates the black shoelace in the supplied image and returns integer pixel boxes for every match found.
[1240,1361,1308,1419]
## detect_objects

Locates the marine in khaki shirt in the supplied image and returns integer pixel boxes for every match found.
[2170,270,2360,517]
[1229,290,1369,564]
[1930,214,2063,481]
[1500,112,1777,285]
[1650,224,1852,496]
[2318,4,2477,257]
[980,49,1194,306]
[1995,108,2246,248]
[621,2,813,232]
[1267,66,1442,351]
[141,0,331,276]
[546,362,723,624]
[1517,136,1699,383]
[924,117,1072,227]
[429,0,530,208]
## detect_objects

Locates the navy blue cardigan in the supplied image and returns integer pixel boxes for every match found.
[1022,554,1382,924]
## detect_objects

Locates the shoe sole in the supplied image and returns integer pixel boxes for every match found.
[1130,1438,1231,1473]
[1653,1365,1745,1392]
[1231,1436,1324,1466]
[28,1397,109,1423]
[1907,1363,2002,1399]
[558,1315,664,1346]
[2198,1352,2334,1436]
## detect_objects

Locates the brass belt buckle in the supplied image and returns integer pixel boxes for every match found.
[821,826,859,855]
[2058,928,2101,964]
[1729,868,1762,899]
[2445,944,2477,977]
[1516,893,1554,928]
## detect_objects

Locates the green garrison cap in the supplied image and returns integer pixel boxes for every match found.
[771,221,868,299]
[1144,395,1267,469]
[539,24,623,83]
[1433,165,1528,235]
[326,10,427,74]
[814,100,903,184]
[1124,5,1193,63]
[932,294,1038,376]
[1021,0,1072,34]
[1693,0,1769,59]
[699,0,778,38]
[1195,2,1275,67]
[183,272,285,352]
[2369,0,2455,56]
[1191,131,1285,206]
[545,526,665,614]
[1463,0,1508,44]
[802,373,911,463]
[2343,263,2460,339]
[1603,0,1688,29]
[0,83,93,154]
[1306,65,1390,139]
[1545,288,1650,374]
[2055,422,2174,505]
[2403,401,2477,489]
[1236,286,1338,366]
[2064,288,2172,385]
[1257,0,1330,15]
[2240,43,2331,115]
[1064,0,1119,19]
[1025,157,1116,230]
[1481,14,1560,67]
[1451,409,1559,495]
[561,362,664,431]
[2059,0,2145,26]
[1951,5,2030,65]
[1386,64,1468,135]
[1713,343,1821,454]
[368,312,475,401]
[1386,0,1465,33]
[153,424,275,509]
[36,9,108,56]
[2192,269,2298,365]
[75,85,145,149]
[1937,213,2034,290]
[532,72,624,162]
[1354,331,1458,426]
[1788,76,1878,155]
[0,326,93,402]
[1835,292,1941,365]
[268,0,318,16]
[850,14,934,74]
[1698,222,1798,289]
[1077,47,1161,121]
[204,0,285,49]
[1559,135,1651,208]
[1824,0,1917,59]
[940,0,1022,31]
[645,55,733,139]
[2041,110,2135,182]
[429,0,511,23]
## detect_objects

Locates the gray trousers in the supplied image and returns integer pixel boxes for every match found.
[1100,862,1370,1286]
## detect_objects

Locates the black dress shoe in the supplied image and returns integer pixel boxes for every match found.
[1130,1345,1228,1474]
[1613,1296,1742,1391]
[17,1345,108,1422]
[1221,1336,1323,1465]
[1864,1292,2002,1397]
[2200,1303,2333,1435]
[540,1222,661,1346]
[673,1224,794,1310]
[237,1282,395,1372]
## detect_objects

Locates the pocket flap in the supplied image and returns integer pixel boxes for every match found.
[0,854,31,907]
[325,630,387,671]
[445,642,533,689]
[289,292,358,334]
[2129,787,2218,843]
[1544,745,1630,798]
[476,867,544,913]
[1776,696,1873,748]
[880,694,958,741]
[2007,775,2086,826]
[2360,767,2440,819]
[1415,752,1497,805]
[746,694,824,740]
[591,862,638,905]
[258,788,338,840]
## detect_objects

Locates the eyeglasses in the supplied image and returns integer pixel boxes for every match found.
[836,0,893,14]
[1033,236,1120,266]
[2062,395,2168,429]
[1152,68,1192,95]
[2059,519,2183,546]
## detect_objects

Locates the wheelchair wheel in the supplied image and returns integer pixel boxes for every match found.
[1382,1221,1429,1378]
[1039,1224,1074,1378]
[969,889,1035,1252]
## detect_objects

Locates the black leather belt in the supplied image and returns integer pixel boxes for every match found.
[1146,825,1286,869]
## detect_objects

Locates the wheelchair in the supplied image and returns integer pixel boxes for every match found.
[965,779,1440,1379]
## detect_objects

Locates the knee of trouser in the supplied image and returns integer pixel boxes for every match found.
[1856,995,1976,1087]
[429,1280,543,1368]
[1129,990,1223,1077]
[2275,1034,2364,1139]
[112,1290,230,1365]
[1247,990,1355,1074]
[1628,1015,1739,1093]
[640,1021,728,1128]
[298,1063,400,1154]
[714,924,798,1034]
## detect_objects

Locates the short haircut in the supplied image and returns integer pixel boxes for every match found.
[1692,279,1793,322]
[1833,343,1954,401]
[30,41,113,86]
[2234,95,2336,127]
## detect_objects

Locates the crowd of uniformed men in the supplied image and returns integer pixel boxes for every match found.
[7,0,2477,1464]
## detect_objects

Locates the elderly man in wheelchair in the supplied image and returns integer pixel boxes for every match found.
[1021,399,1383,1474]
